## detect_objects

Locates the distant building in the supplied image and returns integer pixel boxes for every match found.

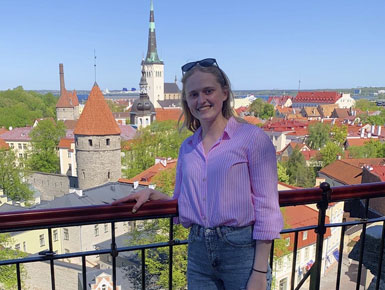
[0,126,32,161]
[292,92,355,109]
[56,64,80,121]
[74,83,121,190]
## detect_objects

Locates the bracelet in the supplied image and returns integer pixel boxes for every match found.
[252,268,267,274]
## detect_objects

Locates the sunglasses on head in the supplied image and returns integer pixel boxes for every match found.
[181,58,219,74]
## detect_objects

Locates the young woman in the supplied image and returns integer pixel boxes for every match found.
[113,58,283,290]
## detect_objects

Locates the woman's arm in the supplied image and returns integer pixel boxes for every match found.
[111,188,171,213]
[247,240,272,290]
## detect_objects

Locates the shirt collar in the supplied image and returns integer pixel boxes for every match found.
[189,116,238,146]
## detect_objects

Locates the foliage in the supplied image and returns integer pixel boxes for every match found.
[106,100,127,113]
[0,149,33,201]
[27,120,66,173]
[248,98,274,120]
[277,162,289,184]
[355,99,378,112]
[349,140,385,159]
[0,86,57,128]
[330,125,348,146]
[0,233,27,289]
[319,141,343,167]
[306,122,330,149]
[285,148,315,188]
[122,121,191,178]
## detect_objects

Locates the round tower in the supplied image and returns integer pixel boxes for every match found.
[74,83,121,190]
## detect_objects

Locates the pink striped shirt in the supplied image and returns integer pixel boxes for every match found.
[173,117,283,240]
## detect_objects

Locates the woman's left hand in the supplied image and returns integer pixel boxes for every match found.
[246,271,267,290]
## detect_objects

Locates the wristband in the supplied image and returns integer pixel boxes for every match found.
[252,268,267,274]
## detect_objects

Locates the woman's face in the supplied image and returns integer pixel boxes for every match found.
[184,70,228,125]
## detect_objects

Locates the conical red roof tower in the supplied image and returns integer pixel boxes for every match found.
[74,83,120,136]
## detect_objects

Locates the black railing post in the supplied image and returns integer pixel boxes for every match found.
[310,182,331,290]
[111,222,118,290]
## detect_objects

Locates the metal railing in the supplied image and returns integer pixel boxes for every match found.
[1,182,385,290]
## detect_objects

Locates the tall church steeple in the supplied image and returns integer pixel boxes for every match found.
[144,0,163,64]
[141,0,164,108]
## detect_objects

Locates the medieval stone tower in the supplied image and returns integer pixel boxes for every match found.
[56,63,80,121]
[73,83,121,190]
[142,0,164,108]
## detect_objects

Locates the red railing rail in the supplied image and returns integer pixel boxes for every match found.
[1,182,385,232]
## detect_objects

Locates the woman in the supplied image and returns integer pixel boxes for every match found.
[113,58,283,290]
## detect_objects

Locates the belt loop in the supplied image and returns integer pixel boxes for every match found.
[216,226,223,238]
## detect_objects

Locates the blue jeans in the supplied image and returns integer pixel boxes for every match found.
[187,224,272,290]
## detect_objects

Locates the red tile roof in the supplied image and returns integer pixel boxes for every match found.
[56,89,79,108]
[58,138,74,149]
[63,120,78,130]
[293,91,342,104]
[155,108,183,122]
[282,205,331,251]
[119,125,137,141]
[243,116,262,125]
[346,138,378,147]
[319,159,364,185]
[370,165,385,181]
[119,159,177,186]
[74,84,120,136]
[0,138,9,149]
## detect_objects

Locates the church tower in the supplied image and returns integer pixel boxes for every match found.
[73,83,121,190]
[142,0,164,108]
[130,66,156,128]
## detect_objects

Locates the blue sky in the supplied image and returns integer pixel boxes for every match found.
[0,0,384,91]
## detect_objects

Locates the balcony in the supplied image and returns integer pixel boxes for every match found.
[1,182,385,290]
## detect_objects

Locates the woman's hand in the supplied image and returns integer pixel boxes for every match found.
[246,271,267,290]
[111,188,171,213]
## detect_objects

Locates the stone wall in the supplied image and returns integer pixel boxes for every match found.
[28,172,70,200]
[56,107,76,121]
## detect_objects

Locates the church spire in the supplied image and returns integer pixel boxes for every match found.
[144,0,163,64]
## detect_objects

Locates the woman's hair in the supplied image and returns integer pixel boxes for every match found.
[179,65,235,132]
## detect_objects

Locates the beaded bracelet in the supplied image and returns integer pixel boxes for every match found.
[252,268,267,274]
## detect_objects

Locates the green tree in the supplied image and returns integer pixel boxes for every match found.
[122,121,191,178]
[277,162,289,183]
[27,120,66,173]
[249,99,274,120]
[349,140,385,158]
[306,122,330,149]
[0,87,57,128]
[285,148,315,187]
[0,149,32,201]
[355,99,378,112]
[126,166,188,289]
[330,125,348,146]
[0,233,27,289]
[319,141,343,167]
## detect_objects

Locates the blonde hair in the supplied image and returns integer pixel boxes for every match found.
[179,65,235,132]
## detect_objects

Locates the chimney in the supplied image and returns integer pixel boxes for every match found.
[378,126,382,136]
[59,63,65,96]
[371,125,375,135]
[360,128,365,138]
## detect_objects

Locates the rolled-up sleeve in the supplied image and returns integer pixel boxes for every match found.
[248,130,283,240]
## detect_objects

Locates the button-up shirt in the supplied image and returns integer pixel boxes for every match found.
[173,117,283,240]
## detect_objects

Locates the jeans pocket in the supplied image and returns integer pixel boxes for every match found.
[222,226,255,248]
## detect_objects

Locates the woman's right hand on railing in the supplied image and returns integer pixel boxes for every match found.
[111,188,171,213]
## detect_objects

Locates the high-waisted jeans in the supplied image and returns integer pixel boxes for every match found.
[187,224,272,290]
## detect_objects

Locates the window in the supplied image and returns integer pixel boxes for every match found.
[88,139,93,146]
[53,229,58,241]
[285,237,290,246]
[15,243,20,251]
[304,247,309,260]
[101,285,106,290]
[19,153,23,158]
[303,231,308,240]
[39,234,45,247]
[279,278,288,290]
[63,228,69,240]
[23,242,26,252]
[18,143,22,149]
[94,225,99,237]
[24,153,27,159]
[10,143,14,148]
[68,151,71,158]
[104,223,109,233]
[23,144,27,149]
[108,171,111,180]
[106,139,110,146]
